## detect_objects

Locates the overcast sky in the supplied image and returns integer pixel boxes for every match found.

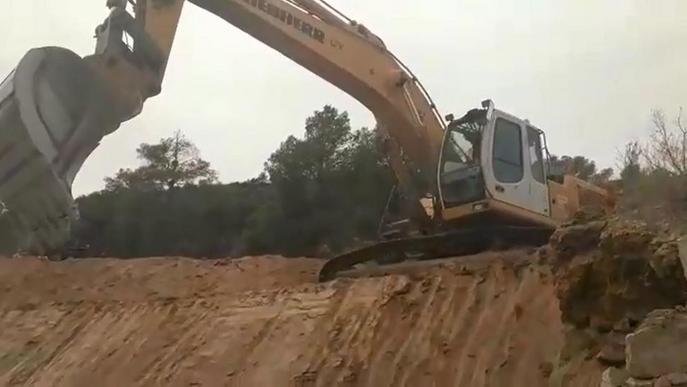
[3,1,686,196]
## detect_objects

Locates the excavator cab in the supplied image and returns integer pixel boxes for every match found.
[437,99,613,232]
[438,100,556,228]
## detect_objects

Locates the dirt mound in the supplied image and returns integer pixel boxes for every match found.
[0,254,602,386]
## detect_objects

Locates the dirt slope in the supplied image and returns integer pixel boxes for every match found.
[0,254,601,386]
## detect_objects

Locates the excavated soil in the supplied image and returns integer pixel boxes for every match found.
[0,253,603,387]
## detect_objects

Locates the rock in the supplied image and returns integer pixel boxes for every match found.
[613,318,633,334]
[592,315,616,333]
[624,377,654,386]
[665,372,687,386]
[599,220,654,258]
[600,367,629,386]
[555,255,596,328]
[653,374,687,387]
[549,220,606,259]
[626,309,687,379]
[596,333,626,366]
[655,376,672,387]
[555,220,687,332]
[559,326,598,361]
[650,238,687,298]
[651,241,681,277]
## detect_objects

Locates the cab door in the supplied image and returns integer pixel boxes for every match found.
[525,125,551,216]
[482,111,549,215]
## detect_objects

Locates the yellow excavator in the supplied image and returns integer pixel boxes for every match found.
[0,0,612,279]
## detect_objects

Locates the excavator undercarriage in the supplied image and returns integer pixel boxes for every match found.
[319,225,553,281]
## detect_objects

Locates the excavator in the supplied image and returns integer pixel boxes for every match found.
[0,0,612,280]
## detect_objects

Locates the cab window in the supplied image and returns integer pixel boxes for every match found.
[492,118,523,183]
[527,126,546,183]
[442,130,468,174]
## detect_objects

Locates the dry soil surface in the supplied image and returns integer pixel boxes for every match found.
[0,254,601,386]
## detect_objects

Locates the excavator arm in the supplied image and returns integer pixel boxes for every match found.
[0,0,454,253]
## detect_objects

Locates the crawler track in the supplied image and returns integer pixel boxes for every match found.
[319,226,553,282]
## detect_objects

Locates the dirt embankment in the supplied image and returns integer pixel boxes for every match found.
[1,219,685,387]
[0,253,602,387]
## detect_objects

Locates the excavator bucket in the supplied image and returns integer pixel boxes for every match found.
[0,47,120,254]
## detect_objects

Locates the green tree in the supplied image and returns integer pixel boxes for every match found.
[256,105,393,255]
[73,182,273,257]
[266,105,352,182]
[105,131,218,191]
[71,106,394,258]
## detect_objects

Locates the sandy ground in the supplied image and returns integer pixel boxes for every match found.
[0,254,602,386]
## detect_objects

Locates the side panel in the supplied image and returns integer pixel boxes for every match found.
[548,179,576,222]
[482,111,549,215]
[524,126,550,216]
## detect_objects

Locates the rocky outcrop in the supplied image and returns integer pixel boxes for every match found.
[551,219,687,387]
[549,220,606,260]
[655,373,687,387]
[554,219,687,332]
[598,307,687,387]
[626,308,687,379]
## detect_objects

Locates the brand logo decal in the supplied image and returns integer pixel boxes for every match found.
[242,0,326,44]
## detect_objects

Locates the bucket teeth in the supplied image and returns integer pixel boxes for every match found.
[0,47,120,255]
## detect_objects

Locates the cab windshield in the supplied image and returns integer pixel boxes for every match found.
[442,130,472,173]
[441,109,487,174]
